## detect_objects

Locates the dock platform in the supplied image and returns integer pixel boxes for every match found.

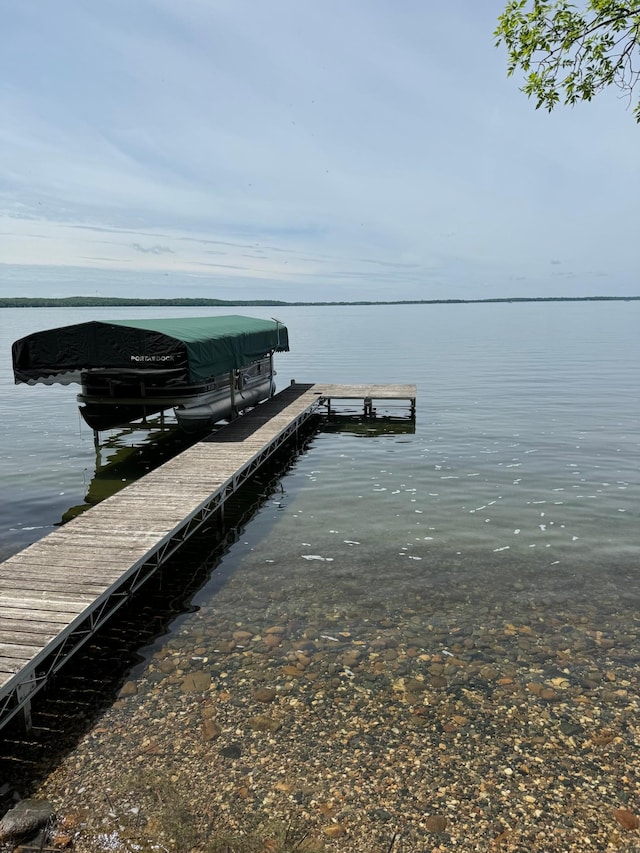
[0,382,416,732]
[312,383,416,417]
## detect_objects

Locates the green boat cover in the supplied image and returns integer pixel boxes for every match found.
[12,315,289,385]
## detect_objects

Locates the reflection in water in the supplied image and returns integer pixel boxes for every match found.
[59,413,415,524]
[60,416,200,523]
[323,414,416,438]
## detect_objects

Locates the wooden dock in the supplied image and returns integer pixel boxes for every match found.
[0,382,416,732]
[312,383,416,417]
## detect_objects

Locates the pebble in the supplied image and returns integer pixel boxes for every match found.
[614,809,640,830]
[253,687,277,703]
[248,715,282,733]
[202,719,222,740]
[322,824,345,838]
[425,814,448,833]
[232,630,253,642]
[180,670,211,692]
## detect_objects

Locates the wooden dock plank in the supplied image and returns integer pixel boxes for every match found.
[69,502,198,519]
[6,559,148,578]
[1,598,87,616]
[0,588,102,604]
[43,530,163,545]
[16,530,150,563]
[0,560,134,576]
[0,578,108,594]
[0,629,61,645]
[0,643,43,660]
[0,560,133,577]
[1,608,81,625]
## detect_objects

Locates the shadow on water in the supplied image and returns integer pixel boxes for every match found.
[0,420,321,801]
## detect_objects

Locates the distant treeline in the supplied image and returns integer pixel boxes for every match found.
[0,295,639,308]
[0,296,289,308]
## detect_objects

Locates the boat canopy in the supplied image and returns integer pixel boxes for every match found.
[12,315,290,386]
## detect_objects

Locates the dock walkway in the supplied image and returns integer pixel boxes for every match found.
[0,382,415,732]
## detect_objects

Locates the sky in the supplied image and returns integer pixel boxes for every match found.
[0,0,638,302]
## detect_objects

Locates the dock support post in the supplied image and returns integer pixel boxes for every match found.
[229,371,237,419]
[216,504,225,538]
[21,701,32,733]
[17,674,36,734]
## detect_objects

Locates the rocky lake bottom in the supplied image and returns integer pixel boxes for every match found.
[2,526,639,853]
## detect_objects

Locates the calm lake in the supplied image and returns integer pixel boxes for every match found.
[2,302,639,569]
[1,301,639,850]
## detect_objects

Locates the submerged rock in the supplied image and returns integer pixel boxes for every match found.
[0,798,55,842]
[248,714,282,732]
[253,686,277,703]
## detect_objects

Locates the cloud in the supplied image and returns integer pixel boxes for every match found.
[131,243,175,255]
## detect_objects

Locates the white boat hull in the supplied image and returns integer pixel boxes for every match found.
[175,377,275,433]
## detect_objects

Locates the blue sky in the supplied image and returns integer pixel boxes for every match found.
[0,0,638,301]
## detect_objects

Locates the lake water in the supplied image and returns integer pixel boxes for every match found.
[2,302,640,851]
[2,303,639,568]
